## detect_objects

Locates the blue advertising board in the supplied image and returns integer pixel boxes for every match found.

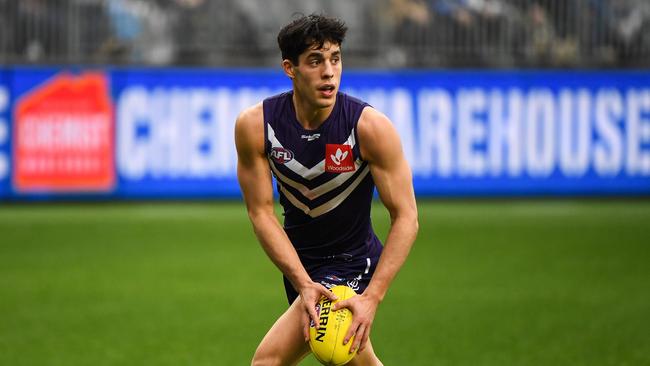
[0,67,649,199]
[111,68,291,198]
[343,70,650,195]
[0,69,10,198]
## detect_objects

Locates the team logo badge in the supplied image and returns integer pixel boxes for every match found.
[325,144,355,173]
[346,279,360,291]
[270,147,294,164]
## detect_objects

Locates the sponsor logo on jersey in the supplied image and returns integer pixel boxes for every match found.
[301,133,320,141]
[269,147,294,164]
[325,144,355,173]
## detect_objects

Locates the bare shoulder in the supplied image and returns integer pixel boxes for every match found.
[357,106,401,163]
[357,106,393,138]
[235,102,264,137]
[235,102,264,155]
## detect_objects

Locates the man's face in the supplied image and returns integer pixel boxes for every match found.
[288,41,342,109]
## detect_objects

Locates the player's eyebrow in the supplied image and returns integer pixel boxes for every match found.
[306,52,324,60]
[306,50,341,60]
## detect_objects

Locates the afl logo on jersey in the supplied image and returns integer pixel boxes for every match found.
[270,147,294,164]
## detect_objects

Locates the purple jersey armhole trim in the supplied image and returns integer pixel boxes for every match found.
[354,105,370,162]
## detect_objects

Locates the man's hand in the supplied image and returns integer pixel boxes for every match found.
[331,293,379,354]
[298,282,338,342]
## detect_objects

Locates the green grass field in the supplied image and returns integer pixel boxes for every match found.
[1,200,649,365]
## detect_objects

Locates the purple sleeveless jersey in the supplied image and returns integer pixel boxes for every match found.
[263,91,383,304]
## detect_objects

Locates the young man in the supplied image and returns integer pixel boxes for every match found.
[235,14,418,365]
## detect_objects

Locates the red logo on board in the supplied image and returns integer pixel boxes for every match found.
[325,144,355,173]
[13,72,115,193]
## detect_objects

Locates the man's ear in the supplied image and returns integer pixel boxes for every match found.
[282,59,295,79]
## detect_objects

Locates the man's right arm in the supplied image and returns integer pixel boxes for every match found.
[234,104,335,338]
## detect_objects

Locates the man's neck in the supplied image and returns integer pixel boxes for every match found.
[292,93,335,130]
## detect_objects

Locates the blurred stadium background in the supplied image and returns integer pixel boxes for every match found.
[2,0,650,68]
[1,1,649,365]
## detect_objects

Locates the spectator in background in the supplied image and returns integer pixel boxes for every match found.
[101,0,142,63]
[525,0,580,66]
[76,0,111,64]
[429,0,483,66]
[523,1,556,66]
[234,0,375,67]
[571,0,622,66]
[471,0,525,66]
[322,0,378,66]
[1,0,649,68]
[169,0,208,65]
[13,0,69,63]
[169,0,265,66]
[103,0,174,65]
[383,0,432,67]
[0,0,13,61]
[606,0,650,66]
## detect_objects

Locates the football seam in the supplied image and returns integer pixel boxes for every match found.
[330,286,349,366]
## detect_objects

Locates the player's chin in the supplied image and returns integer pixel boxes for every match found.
[314,94,336,108]
[316,100,335,109]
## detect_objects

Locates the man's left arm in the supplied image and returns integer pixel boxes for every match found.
[332,107,419,353]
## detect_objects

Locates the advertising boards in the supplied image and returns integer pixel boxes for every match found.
[1,67,648,199]
[0,70,9,198]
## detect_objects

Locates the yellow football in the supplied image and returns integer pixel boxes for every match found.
[309,285,358,366]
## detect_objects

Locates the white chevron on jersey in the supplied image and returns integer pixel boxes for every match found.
[270,158,364,200]
[278,165,371,218]
[267,124,356,180]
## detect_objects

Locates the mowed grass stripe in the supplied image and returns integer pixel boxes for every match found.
[1,200,649,365]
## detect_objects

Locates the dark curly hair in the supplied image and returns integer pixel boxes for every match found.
[277,13,348,65]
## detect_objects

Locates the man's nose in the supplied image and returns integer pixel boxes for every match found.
[322,61,334,79]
